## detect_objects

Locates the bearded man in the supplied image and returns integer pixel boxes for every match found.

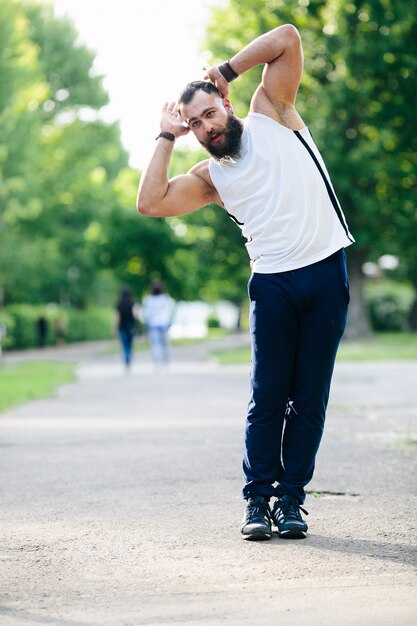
[137,24,354,540]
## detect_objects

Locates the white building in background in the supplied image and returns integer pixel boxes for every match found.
[169,301,240,339]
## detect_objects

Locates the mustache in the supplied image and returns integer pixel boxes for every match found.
[207,128,223,139]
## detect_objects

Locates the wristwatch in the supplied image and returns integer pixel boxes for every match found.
[156,131,176,142]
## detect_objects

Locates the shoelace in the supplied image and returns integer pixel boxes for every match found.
[247,501,270,520]
[278,497,308,519]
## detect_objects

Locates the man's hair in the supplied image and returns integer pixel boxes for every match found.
[178,81,223,106]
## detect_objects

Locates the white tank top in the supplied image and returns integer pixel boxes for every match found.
[208,112,354,273]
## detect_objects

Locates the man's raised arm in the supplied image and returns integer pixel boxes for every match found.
[205,24,304,126]
[137,102,216,218]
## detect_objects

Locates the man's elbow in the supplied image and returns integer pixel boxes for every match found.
[137,200,152,216]
[279,24,301,46]
[136,193,156,216]
[285,24,301,46]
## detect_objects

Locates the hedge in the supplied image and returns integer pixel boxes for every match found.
[366,280,415,333]
[0,304,114,351]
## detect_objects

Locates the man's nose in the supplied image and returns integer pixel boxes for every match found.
[204,120,214,134]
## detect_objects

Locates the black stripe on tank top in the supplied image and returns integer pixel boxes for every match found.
[293,130,354,243]
[226,210,244,226]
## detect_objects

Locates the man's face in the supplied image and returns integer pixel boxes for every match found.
[180,90,243,160]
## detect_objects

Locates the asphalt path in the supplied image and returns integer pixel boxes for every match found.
[0,337,416,625]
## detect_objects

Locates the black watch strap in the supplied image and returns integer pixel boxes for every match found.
[156,131,176,142]
[218,60,239,83]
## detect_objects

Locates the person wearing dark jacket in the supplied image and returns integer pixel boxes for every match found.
[115,287,138,368]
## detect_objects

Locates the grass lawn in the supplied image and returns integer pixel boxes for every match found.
[0,361,77,413]
[211,333,417,365]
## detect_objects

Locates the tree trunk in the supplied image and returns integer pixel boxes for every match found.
[345,249,372,339]
[409,297,417,332]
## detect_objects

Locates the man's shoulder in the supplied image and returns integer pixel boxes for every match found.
[188,159,223,207]
[189,159,215,190]
[189,159,210,178]
[251,87,305,130]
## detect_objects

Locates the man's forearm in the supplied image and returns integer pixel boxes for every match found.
[136,138,174,215]
[225,25,299,77]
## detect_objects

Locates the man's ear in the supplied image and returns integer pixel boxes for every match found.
[223,98,234,112]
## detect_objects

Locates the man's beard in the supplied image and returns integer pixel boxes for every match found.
[201,112,243,160]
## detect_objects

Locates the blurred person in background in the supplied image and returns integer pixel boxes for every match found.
[54,318,66,346]
[142,281,175,368]
[36,315,48,348]
[115,287,138,369]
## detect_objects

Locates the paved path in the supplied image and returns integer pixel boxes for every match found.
[0,338,416,625]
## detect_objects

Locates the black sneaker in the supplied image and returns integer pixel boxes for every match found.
[271,495,308,538]
[240,496,272,541]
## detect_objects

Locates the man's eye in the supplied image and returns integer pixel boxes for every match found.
[192,121,200,128]
[207,111,214,117]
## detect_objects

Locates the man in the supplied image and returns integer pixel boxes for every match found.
[142,281,175,368]
[137,24,354,540]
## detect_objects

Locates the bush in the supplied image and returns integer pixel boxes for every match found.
[5,305,43,349]
[2,304,114,350]
[207,315,221,329]
[366,280,415,332]
[65,308,114,343]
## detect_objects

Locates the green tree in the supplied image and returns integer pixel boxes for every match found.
[306,0,417,335]
[32,118,129,307]
[23,2,108,114]
[106,149,248,306]
[204,0,417,336]
[0,1,129,308]
[0,0,48,305]
[99,167,186,300]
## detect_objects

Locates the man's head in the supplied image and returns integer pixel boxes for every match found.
[178,81,243,160]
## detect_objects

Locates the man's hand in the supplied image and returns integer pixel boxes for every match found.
[203,66,229,98]
[161,101,189,138]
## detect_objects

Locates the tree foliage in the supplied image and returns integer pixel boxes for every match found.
[0,1,129,307]
[202,0,417,331]
[2,0,415,326]
[0,1,194,308]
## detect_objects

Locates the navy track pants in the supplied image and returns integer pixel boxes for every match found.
[243,249,350,503]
